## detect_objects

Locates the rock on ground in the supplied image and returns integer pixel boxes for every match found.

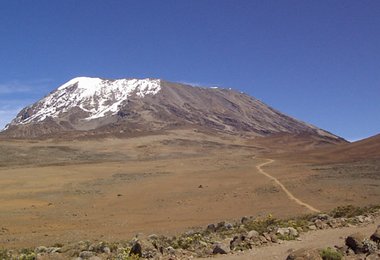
[286,248,322,260]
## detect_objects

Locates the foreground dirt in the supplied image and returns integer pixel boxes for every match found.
[0,130,379,249]
[214,216,380,259]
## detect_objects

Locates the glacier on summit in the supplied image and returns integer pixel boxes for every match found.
[13,77,161,124]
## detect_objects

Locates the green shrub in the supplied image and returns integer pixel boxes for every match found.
[331,205,366,218]
[320,247,343,260]
[0,248,11,260]
[116,247,140,260]
[276,234,296,241]
[244,214,277,234]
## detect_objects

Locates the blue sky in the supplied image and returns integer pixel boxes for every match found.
[0,0,379,141]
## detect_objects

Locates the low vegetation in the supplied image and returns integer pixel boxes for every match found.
[0,205,378,259]
[330,204,380,218]
[319,247,343,260]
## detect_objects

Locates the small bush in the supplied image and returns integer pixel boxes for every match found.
[0,248,11,260]
[330,205,380,218]
[331,205,366,218]
[116,247,140,260]
[244,214,277,234]
[276,234,296,241]
[320,247,343,260]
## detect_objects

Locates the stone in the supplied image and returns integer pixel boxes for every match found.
[239,224,247,231]
[277,227,289,236]
[88,242,109,253]
[276,227,298,237]
[286,248,322,260]
[166,246,176,255]
[206,224,216,232]
[47,247,61,253]
[346,247,355,256]
[288,227,299,237]
[316,214,330,221]
[314,219,324,229]
[263,232,272,241]
[370,225,380,243]
[230,236,240,250]
[335,245,348,255]
[346,232,367,253]
[216,221,225,230]
[259,236,268,243]
[247,230,259,240]
[270,233,278,243]
[327,219,340,228]
[366,252,380,260]
[362,239,378,254]
[230,235,250,251]
[88,257,101,260]
[35,246,48,253]
[138,239,158,259]
[129,242,142,257]
[184,230,195,236]
[77,241,90,252]
[356,215,365,223]
[199,241,208,247]
[224,222,233,230]
[241,216,249,224]
[102,247,111,254]
[308,225,317,230]
[212,243,229,254]
[148,234,158,240]
[79,251,94,259]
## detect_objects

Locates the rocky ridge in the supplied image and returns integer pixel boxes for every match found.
[1,205,379,259]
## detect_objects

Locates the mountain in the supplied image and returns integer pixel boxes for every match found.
[311,133,380,162]
[1,77,343,141]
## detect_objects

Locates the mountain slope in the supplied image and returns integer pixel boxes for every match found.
[1,77,343,141]
[309,133,380,162]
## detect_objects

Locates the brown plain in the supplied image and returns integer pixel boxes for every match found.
[0,130,379,249]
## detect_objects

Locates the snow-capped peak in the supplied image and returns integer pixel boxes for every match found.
[57,77,104,90]
[13,77,161,124]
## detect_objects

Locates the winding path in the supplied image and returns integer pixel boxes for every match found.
[257,159,320,213]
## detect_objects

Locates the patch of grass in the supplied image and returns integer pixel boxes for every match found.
[319,247,343,260]
[116,247,140,260]
[276,234,297,241]
[18,248,36,260]
[330,205,380,218]
[0,248,11,260]
[275,218,309,231]
[244,213,313,235]
[172,233,207,250]
[244,214,277,234]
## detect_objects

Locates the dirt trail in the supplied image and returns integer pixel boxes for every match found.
[257,159,320,213]
[212,219,380,259]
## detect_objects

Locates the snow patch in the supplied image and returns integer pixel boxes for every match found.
[14,77,161,124]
